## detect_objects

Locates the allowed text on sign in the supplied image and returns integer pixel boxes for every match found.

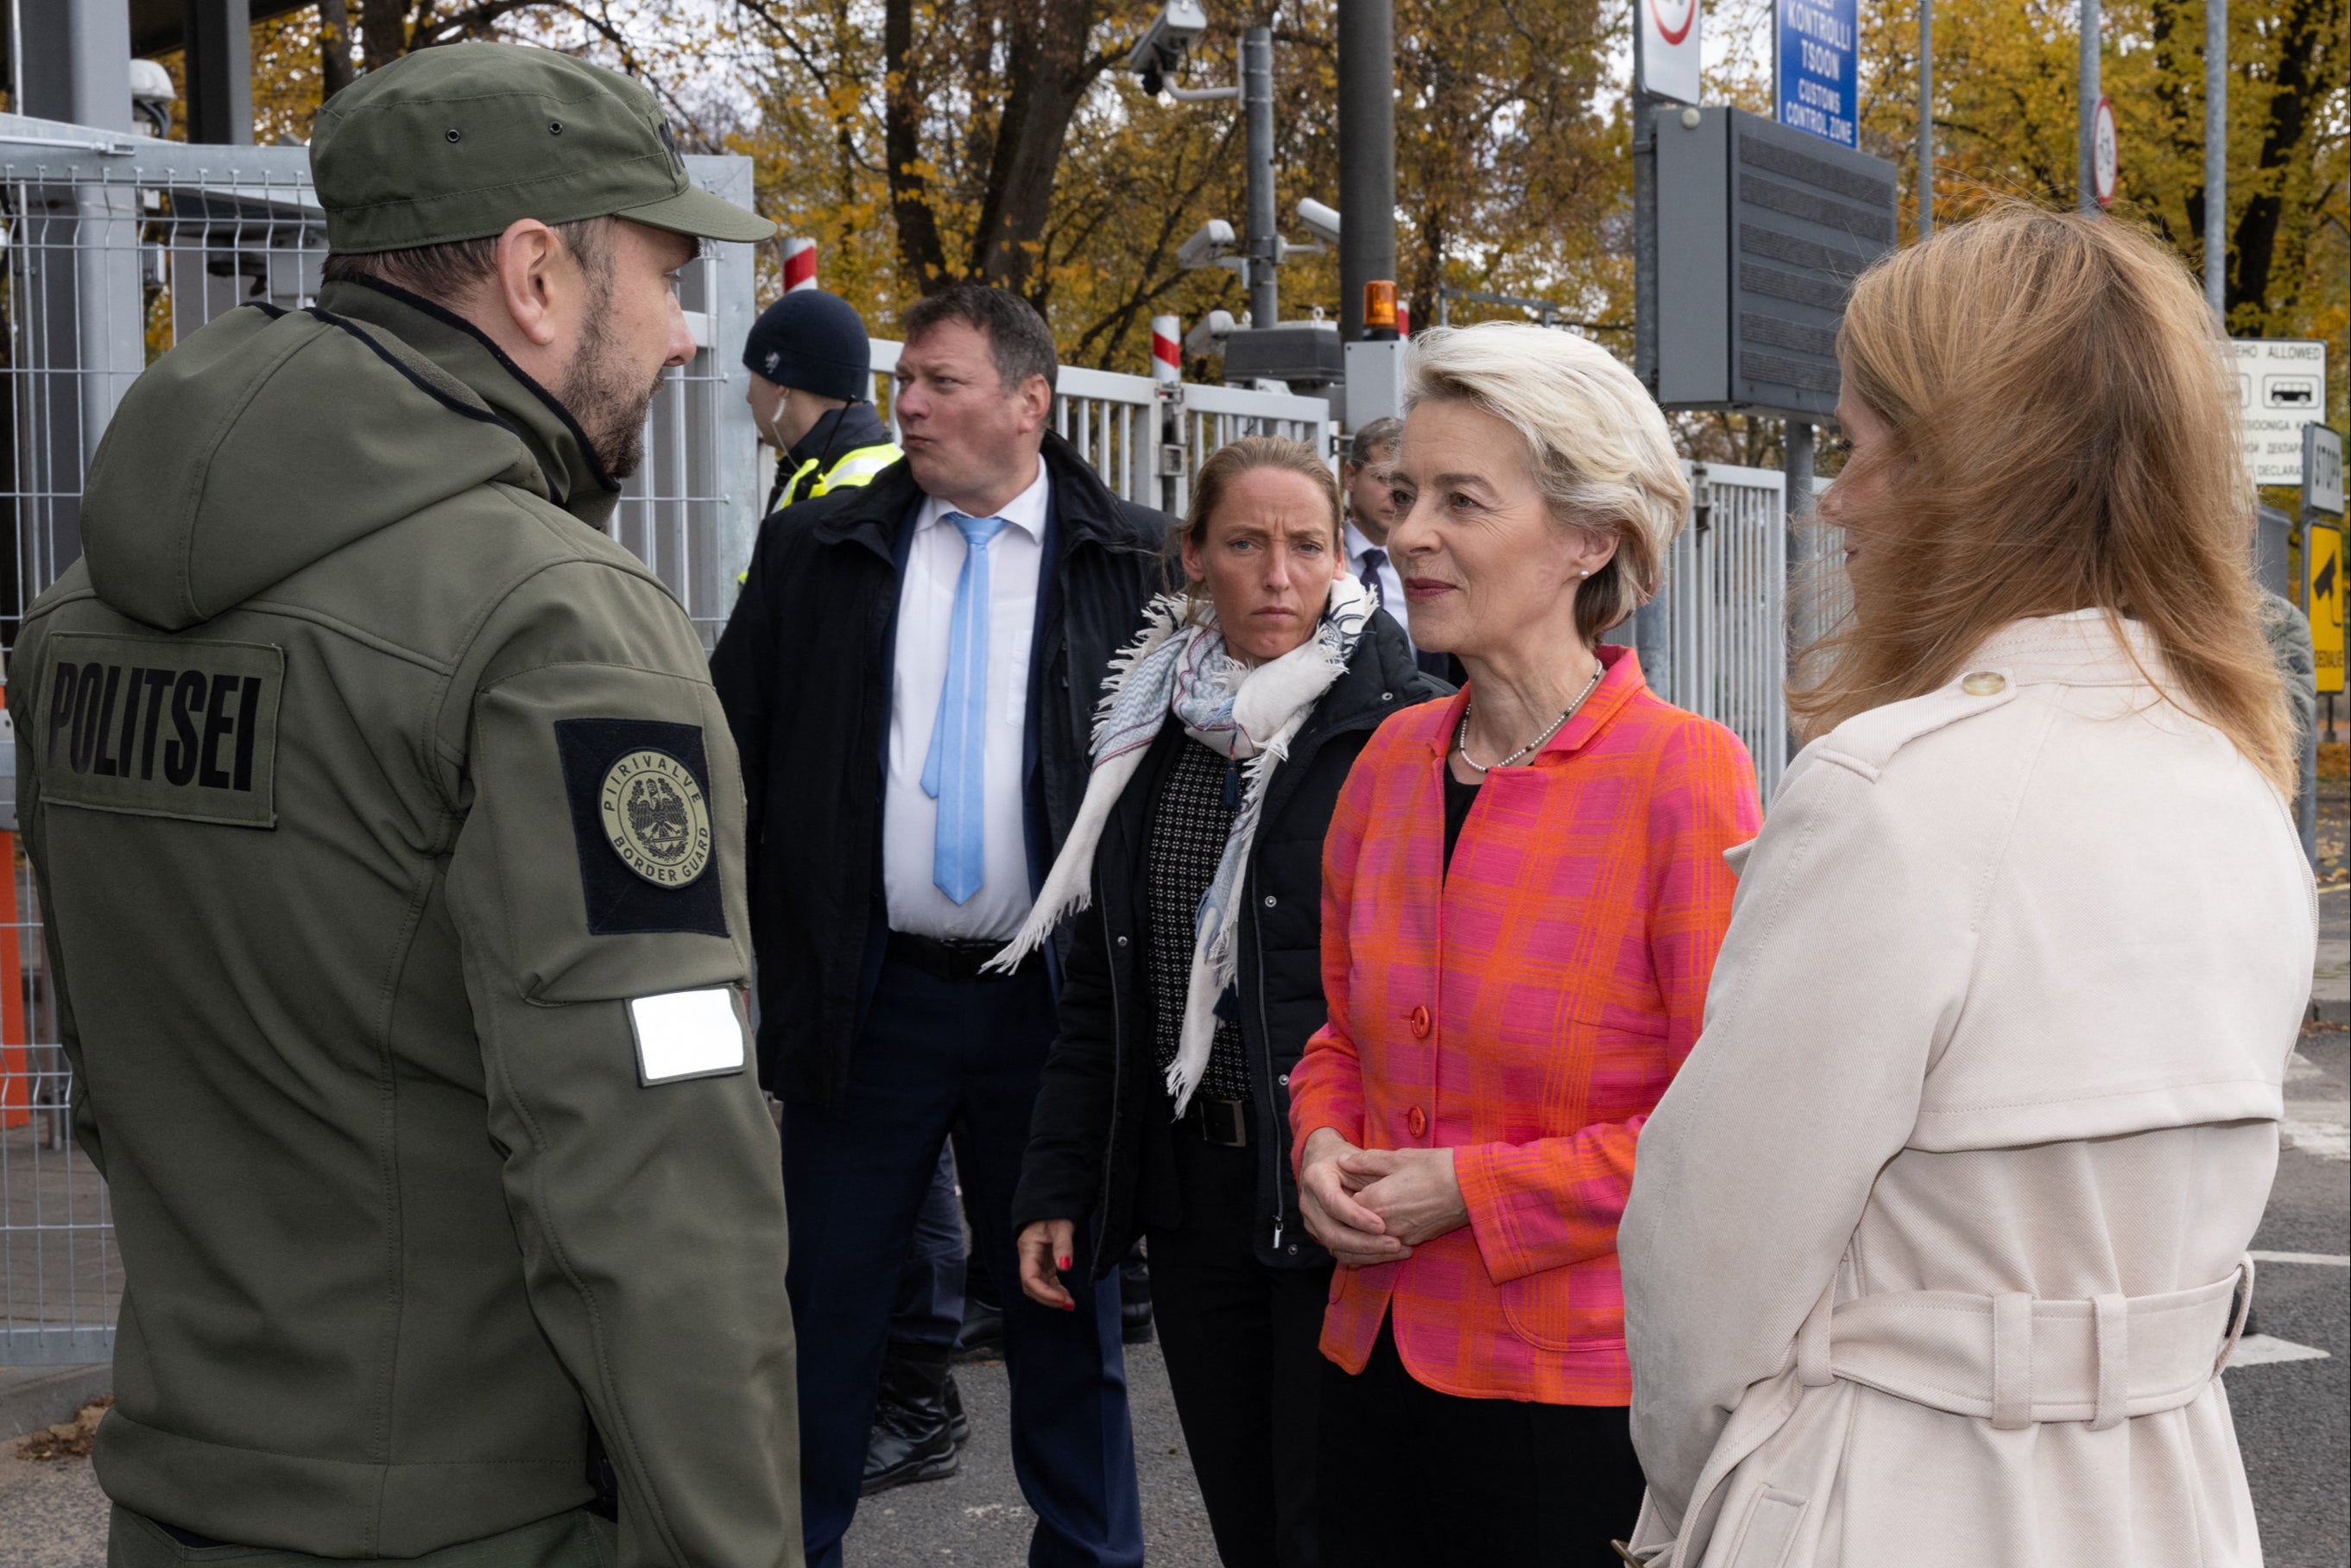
[2234,339,2329,487]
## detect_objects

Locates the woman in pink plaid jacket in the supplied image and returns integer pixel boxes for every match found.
[1288,322,1761,1566]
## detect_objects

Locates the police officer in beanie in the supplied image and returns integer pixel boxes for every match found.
[13,43,800,1568]
[743,288,901,517]
[736,288,964,1498]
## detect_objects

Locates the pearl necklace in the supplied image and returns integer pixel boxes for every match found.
[1453,659,1606,774]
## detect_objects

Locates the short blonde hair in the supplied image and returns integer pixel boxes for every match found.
[1404,322,1688,642]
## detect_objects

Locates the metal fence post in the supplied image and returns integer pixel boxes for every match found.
[1242,27,1278,329]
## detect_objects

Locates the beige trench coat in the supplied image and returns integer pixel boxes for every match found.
[1621,611,2316,1568]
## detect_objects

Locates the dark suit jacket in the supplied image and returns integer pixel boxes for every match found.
[711,431,1172,1105]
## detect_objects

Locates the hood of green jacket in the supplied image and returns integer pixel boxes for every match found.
[81,278,620,631]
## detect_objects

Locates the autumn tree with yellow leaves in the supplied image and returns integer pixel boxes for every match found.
[157,0,2339,439]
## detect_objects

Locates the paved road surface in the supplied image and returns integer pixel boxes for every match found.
[6,1102,2342,1568]
[5,989,2344,1566]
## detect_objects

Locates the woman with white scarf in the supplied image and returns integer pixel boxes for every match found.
[1002,437,1450,1567]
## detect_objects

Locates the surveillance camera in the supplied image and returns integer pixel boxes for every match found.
[1177,218,1237,271]
[1295,199,1341,246]
[130,58,176,104]
[1124,0,1210,78]
[1183,308,1238,358]
[129,58,177,138]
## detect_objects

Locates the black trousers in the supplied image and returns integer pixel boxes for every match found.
[1147,1124,1332,1568]
[888,1141,966,1353]
[785,955,1139,1567]
[1318,1320,1646,1567]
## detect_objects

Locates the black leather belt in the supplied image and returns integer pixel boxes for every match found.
[1183,1097,1249,1148]
[888,929,1031,983]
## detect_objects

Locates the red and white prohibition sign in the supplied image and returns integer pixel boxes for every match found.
[2092,96,2119,210]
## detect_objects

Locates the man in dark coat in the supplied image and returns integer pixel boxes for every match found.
[711,284,1168,1568]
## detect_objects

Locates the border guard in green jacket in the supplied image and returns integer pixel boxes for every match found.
[11,43,803,1568]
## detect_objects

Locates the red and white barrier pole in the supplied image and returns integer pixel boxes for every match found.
[1396,300,1410,338]
[1151,314,1182,383]
[782,237,818,292]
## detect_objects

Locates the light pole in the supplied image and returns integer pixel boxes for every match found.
[2077,0,2101,214]
[1337,0,1396,343]
[1241,26,1279,328]
[2204,0,2227,319]
[1918,0,1934,238]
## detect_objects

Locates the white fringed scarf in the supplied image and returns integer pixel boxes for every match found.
[987,576,1374,1113]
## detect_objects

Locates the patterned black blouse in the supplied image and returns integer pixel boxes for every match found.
[1141,733,1254,1103]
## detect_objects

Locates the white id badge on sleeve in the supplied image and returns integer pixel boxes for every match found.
[629,988,746,1084]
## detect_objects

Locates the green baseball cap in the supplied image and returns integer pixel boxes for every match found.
[311,43,774,254]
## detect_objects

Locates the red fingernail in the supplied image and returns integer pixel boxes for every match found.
[1062,1300,1076,1312]
[1058,1255,1072,1270]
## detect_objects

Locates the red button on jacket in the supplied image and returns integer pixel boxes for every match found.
[1408,1005,1431,1039]
[1406,1105,1428,1138]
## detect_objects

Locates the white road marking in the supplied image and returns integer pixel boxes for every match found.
[2227,1334,2333,1369]
[2248,1250,2351,1267]
[2281,1053,2348,1162]
[2280,1114,2351,1162]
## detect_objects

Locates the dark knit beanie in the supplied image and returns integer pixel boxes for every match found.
[741,288,871,401]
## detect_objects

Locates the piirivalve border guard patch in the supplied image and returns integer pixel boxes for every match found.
[598,749,713,887]
[556,718,727,936]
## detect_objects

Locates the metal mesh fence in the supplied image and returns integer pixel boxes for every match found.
[0,119,761,1364]
[1659,462,1792,801]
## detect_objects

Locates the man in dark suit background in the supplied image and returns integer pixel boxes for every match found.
[1341,415,1457,684]
[712,284,1167,1568]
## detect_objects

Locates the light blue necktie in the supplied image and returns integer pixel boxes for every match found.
[922,512,1011,905]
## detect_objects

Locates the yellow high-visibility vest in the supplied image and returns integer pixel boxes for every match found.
[777,440,902,510]
[743,440,903,589]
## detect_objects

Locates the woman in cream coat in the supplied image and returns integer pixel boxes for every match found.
[1621,208,2316,1568]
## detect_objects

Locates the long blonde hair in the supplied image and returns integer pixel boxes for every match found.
[1792,205,2294,793]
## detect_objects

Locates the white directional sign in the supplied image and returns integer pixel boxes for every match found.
[1638,0,1703,106]
[2233,338,2329,485]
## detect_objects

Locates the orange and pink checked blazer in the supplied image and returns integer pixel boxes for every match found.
[1288,645,1760,1405]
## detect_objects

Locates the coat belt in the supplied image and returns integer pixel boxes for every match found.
[1796,1256,2253,1432]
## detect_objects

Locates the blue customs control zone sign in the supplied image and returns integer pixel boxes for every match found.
[1777,0,1859,149]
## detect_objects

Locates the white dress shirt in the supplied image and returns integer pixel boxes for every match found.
[883,464,1051,941]
[1344,518,1412,650]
